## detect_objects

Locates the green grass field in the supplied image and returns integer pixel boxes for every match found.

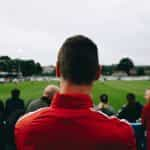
[0,80,149,111]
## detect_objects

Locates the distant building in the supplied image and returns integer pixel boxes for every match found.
[144,67,150,75]
[42,65,56,74]
[129,68,137,76]
[112,71,128,77]
[0,72,18,78]
[0,72,20,83]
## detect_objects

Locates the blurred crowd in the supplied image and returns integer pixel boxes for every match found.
[0,86,149,150]
[0,85,59,150]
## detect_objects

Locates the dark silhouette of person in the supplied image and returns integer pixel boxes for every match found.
[118,93,143,123]
[5,89,25,119]
[0,100,5,150]
[5,88,25,150]
[0,100,4,122]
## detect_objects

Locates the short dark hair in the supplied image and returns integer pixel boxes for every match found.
[11,88,20,98]
[100,94,108,103]
[126,93,135,101]
[57,35,99,85]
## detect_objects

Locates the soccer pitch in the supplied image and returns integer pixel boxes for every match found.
[0,80,149,111]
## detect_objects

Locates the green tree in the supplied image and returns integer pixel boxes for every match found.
[0,56,43,76]
[117,58,134,75]
[0,61,7,71]
[136,67,145,76]
[35,63,43,75]
[102,65,113,75]
[0,56,11,61]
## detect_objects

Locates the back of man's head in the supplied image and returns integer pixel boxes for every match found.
[57,35,99,85]
[100,94,108,104]
[11,88,20,99]
[43,85,59,100]
[126,93,136,104]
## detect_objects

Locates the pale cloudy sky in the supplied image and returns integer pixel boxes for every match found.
[0,0,150,66]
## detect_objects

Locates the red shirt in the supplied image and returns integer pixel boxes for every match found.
[142,103,150,150]
[15,93,136,150]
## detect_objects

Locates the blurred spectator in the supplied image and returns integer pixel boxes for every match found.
[0,100,4,150]
[5,88,25,120]
[131,122,146,150]
[0,123,5,150]
[0,100,4,122]
[118,93,143,123]
[26,85,59,113]
[5,88,25,150]
[96,94,115,116]
[142,89,150,150]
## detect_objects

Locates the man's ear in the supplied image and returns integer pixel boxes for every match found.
[56,62,61,77]
[95,65,102,80]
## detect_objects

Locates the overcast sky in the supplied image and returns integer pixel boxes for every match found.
[0,0,150,66]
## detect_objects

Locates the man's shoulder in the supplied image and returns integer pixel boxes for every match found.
[136,102,143,108]
[6,98,11,103]
[26,99,47,112]
[119,104,127,111]
[16,107,50,129]
[16,99,24,104]
[96,111,135,148]
[144,103,150,109]
[18,98,24,102]
[28,99,42,107]
[94,111,134,138]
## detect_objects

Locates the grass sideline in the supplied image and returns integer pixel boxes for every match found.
[0,80,149,111]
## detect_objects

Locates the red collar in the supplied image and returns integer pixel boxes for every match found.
[51,93,93,109]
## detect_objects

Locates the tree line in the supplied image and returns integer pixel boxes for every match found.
[102,58,150,76]
[0,56,150,77]
[0,56,42,76]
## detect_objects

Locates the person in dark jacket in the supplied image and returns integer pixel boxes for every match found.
[118,93,143,123]
[0,100,4,123]
[0,100,4,150]
[5,88,25,150]
[26,85,59,113]
[5,88,25,120]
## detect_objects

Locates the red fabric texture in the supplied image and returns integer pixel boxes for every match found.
[15,93,136,150]
[142,104,150,150]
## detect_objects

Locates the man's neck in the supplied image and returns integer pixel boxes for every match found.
[59,80,93,97]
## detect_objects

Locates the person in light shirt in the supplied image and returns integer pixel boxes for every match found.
[96,94,115,116]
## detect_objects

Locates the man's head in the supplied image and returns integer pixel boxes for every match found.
[56,35,100,85]
[43,85,59,100]
[126,93,136,104]
[11,88,20,99]
[144,89,150,103]
[100,94,108,104]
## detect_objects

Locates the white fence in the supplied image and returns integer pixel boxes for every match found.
[0,76,150,84]
[100,76,150,81]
